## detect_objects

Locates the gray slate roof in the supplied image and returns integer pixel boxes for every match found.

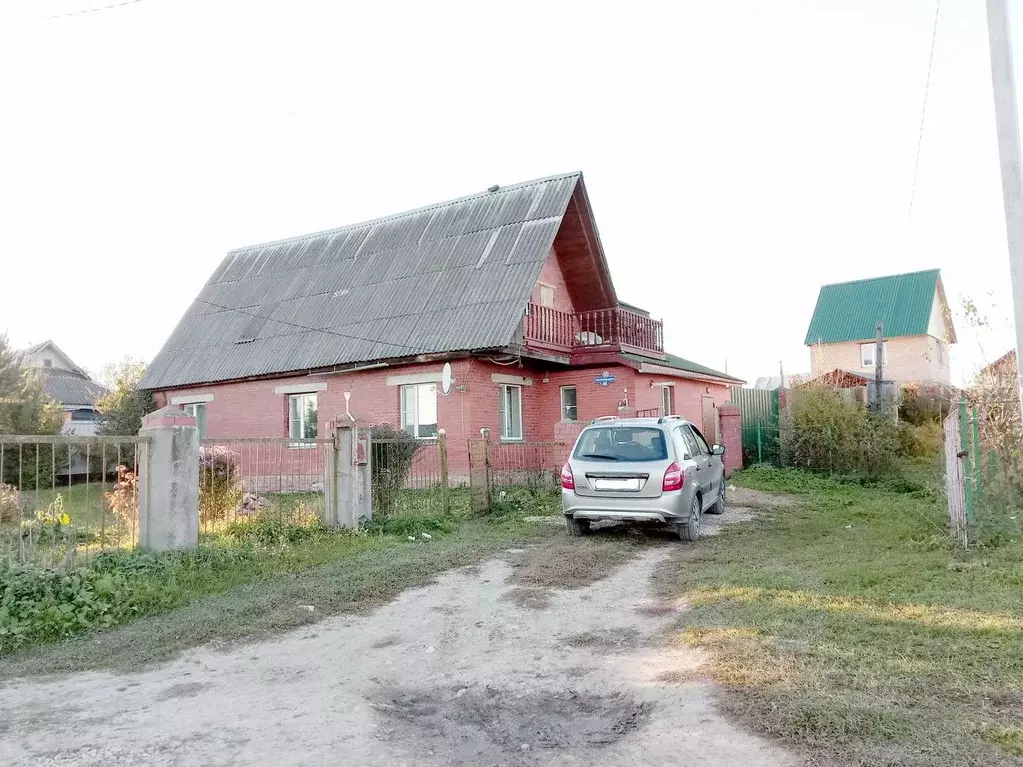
[141,173,582,389]
[39,370,108,408]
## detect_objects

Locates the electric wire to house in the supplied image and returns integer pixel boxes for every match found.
[195,298,425,354]
[906,0,941,224]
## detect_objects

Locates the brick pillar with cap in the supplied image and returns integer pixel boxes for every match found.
[718,403,743,477]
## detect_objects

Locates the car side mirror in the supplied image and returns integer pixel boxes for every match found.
[711,444,726,456]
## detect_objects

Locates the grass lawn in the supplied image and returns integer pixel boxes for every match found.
[655,466,1023,766]
[0,513,560,679]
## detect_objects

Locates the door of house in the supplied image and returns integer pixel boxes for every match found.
[701,395,718,444]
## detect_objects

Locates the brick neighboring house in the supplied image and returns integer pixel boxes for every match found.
[140,172,743,476]
[804,269,956,385]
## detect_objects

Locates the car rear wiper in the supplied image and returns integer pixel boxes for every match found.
[579,453,619,460]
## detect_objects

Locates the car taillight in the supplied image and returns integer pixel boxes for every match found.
[561,463,575,490]
[662,462,684,492]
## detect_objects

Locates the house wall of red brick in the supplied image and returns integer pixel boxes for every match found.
[530,247,575,313]
[153,359,731,481]
[632,374,731,443]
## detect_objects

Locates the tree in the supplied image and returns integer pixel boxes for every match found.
[0,333,65,488]
[0,334,64,436]
[96,358,152,437]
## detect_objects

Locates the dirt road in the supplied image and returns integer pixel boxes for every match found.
[0,500,794,766]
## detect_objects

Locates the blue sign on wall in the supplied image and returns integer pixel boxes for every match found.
[593,371,616,387]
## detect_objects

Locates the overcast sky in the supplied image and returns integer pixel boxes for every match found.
[0,0,1019,384]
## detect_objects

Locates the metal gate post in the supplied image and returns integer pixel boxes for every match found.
[960,397,974,521]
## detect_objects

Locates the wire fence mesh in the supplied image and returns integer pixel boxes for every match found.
[197,438,331,533]
[371,438,454,518]
[0,435,149,568]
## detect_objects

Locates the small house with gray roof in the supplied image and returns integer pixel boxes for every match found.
[141,172,743,473]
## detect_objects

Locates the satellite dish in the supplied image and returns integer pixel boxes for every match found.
[441,362,453,395]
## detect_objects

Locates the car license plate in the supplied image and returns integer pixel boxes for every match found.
[593,478,640,491]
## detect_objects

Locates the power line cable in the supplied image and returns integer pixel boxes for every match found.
[42,0,142,20]
[194,298,426,354]
[907,0,941,224]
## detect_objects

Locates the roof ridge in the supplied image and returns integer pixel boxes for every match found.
[227,171,582,256]
[820,268,940,290]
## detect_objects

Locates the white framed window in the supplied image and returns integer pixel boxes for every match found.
[538,283,555,308]
[499,384,523,440]
[936,340,944,365]
[288,393,318,440]
[860,341,887,368]
[560,386,578,421]
[182,403,207,439]
[400,383,438,439]
[661,386,672,417]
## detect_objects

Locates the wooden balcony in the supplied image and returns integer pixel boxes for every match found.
[522,304,664,357]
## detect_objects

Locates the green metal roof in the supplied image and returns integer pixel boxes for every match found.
[622,352,744,384]
[804,269,943,345]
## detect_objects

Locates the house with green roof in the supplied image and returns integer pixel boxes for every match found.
[804,269,956,384]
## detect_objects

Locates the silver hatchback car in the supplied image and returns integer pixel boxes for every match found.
[561,415,726,542]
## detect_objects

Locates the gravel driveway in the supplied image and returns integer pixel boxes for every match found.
[0,499,794,766]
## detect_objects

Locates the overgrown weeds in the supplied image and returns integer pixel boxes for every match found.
[656,466,1023,766]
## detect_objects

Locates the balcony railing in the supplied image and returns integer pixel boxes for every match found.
[523,304,664,356]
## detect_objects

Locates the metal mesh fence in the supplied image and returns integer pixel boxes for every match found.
[198,438,331,533]
[0,435,148,568]
[371,438,452,518]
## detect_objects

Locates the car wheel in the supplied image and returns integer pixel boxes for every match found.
[678,496,701,542]
[706,481,725,515]
[565,516,590,537]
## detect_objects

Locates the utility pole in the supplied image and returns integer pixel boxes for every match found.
[874,321,884,413]
[779,359,785,388]
[986,0,1023,423]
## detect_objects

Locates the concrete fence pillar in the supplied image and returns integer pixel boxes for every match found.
[718,403,743,477]
[138,406,199,552]
[326,422,372,527]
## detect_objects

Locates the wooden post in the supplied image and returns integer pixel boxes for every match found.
[482,427,493,512]
[437,428,450,516]
[873,321,884,413]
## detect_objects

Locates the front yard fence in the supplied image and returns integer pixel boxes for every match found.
[0,435,150,568]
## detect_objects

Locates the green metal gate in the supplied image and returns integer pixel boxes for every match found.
[728,387,781,465]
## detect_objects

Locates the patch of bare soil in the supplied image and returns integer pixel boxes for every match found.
[0,515,794,767]
[562,627,643,653]
[374,685,650,755]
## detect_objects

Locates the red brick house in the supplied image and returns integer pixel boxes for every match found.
[141,172,742,476]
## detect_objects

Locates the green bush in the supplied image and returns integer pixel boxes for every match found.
[370,424,424,517]
[788,388,899,477]
[896,421,942,458]
[198,446,242,524]
[0,557,180,651]
[898,386,953,426]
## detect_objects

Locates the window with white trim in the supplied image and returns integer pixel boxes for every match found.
[538,283,555,308]
[499,384,523,440]
[661,386,672,417]
[400,383,438,439]
[859,341,887,368]
[288,393,318,439]
[560,386,578,421]
[182,403,207,439]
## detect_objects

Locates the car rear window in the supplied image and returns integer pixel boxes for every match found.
[573,427,668,462]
